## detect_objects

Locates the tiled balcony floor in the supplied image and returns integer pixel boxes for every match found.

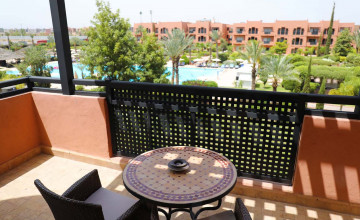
[1,154,360,220]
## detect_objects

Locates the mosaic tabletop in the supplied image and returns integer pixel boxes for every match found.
[123,146,237,206]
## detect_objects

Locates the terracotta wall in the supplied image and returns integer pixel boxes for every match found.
[293,116,360,204]
[0,92,112,165]
[32,92,112,158]
[0,93,40,165]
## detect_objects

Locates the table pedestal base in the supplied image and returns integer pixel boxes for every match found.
[157,199,222,220]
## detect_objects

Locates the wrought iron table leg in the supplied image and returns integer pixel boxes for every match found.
[157,199,222,220]
[192,199,222,219]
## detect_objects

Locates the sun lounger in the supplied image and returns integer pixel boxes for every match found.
[235,65,240,69]
[229,64,235,68]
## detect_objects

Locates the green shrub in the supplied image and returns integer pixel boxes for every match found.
[346,53,360,66]
[295,65,354,81]
[310,82,320,93]
[218,53,229,62]
[311,58,337,66]
[182,80,218,87]
[229,51,241,61]
[282,79,301,92]
[181,55,190,65]
[287,54,306,64]
[89,87,106,92]
[75,85,85,91]
[292,61,307,67]
[340,56,347,62]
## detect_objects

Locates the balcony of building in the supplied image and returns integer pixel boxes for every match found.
[262,28,274,36]
[309,28,320,36]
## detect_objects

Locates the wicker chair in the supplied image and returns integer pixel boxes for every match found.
[199,198,252,220]
[34,169,159,220]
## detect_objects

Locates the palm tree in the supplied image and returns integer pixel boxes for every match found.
[188,43,196,65]
[353,30,360,54]
[5,32,10,49]
[210,30,221,59]
[240,40,265,90]
[205,42,213,62]
[261,55,299,92]
[162,29,194,85]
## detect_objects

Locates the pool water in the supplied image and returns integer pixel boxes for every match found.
[6,62,220,83]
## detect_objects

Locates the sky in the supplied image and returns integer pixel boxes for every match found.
[0,0,359,29]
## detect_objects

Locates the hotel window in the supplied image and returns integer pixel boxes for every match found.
[212,28,219,31]
[229,28,233,33]
[339,27,350,32]
[277,37,287,42]
[171,28,179,33]
[248,27,258,34]
[146,28,150,33]
[160,28,168,34]
[155,28,158,33]
[309,28,319,35]
[236,36,244,43]
[198,36,206,42]
[278,27,288,35]
[292,38,303,45]
[263,37,271,44]
[189,27,196,33]
[198,27,206,34]
[323,28,335,35]
[248,36,257,41]
[293,28,304,35]
[264,28,272,34]
[322,38,333,45]
[236,28,244,34]
[308,39,317,45]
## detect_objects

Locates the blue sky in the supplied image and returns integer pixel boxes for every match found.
[0,0,359,29]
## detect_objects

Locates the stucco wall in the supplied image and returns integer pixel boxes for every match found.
[293,115,360,204]
[0,93,40,165]
[32,92,112,158]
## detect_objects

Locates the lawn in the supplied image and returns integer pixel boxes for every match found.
[256,83,291,93]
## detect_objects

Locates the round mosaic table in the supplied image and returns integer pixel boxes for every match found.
[122,146,237,220]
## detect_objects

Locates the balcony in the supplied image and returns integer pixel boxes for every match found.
[2,0,360,219]
[1,77,360,218]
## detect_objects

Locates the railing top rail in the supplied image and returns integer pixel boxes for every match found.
[29,76,61,84]
[0,77,28,89]
[73,79,107,86]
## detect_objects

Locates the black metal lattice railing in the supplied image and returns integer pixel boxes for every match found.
[107,81,305,184]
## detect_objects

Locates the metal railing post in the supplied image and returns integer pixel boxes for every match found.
[26,76,34,91]
[49,0,75,95]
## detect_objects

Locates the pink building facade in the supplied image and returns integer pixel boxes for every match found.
[133,20,357,54]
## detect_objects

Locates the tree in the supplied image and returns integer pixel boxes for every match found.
[136,31,168,83]
[82,0,138,80]
[188,43,196,65]
[77,63,87,79]
[316,77,326,109]
[240,40,265,90]
[334,29,353,56]
[354,30,360,53]
[30,34,35,46]
[18,46,53,87]
[210,30,221,59]
[220,38,228,52]
[5,32,10,49]
[260,55,298,92]
[259,71,268,87]
[70,37,83,52]
[47,36,56,57]
[162,29,193,85]
[325,3,335,55]
[271,40,288,55]
[317,33,323,57]
[302,56,312,93]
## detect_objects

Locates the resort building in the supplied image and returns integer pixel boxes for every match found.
[133,20,359,54]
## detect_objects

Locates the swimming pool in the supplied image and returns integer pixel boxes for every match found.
[6,63,220,83]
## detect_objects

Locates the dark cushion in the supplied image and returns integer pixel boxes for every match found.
[85,187,137,220]
[199,210,236,220]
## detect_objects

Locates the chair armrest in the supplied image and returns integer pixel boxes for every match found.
[118,200,159,220]
[62,169,102,201]
[234,198,252,220]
